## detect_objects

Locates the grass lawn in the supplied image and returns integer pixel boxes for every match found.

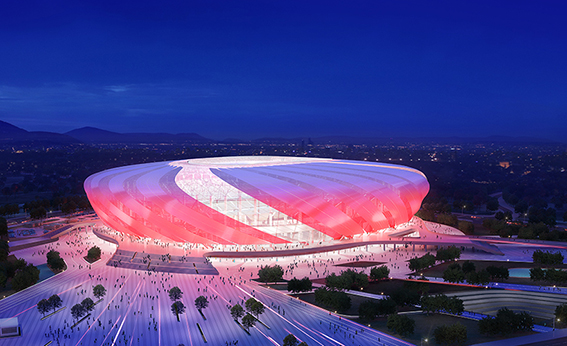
[357,312,536,345]
[291,292,389,316]
[335,261,385,268]
[311,278,490,296]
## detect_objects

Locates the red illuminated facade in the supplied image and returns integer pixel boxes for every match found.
[84,156,429,245]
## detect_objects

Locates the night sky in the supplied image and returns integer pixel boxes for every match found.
[0,1,566,141]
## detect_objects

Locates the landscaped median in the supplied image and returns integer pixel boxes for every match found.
[196,323,207,342]
[40,306,66,320]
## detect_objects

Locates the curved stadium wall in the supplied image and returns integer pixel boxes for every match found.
[84,156,429,245]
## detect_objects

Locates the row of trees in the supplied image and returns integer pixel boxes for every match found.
[533,250,564,266]
[229,298,266,332]
[478,308,534,336]
[0,241,40,291]
[314,287,351,312]
[325,269,368,291]
[37,294,63,316]
[409,246,462,273]
[421,294,464,315]
[358,298,397,320]
[530,267,567,284]
[169,286,185,321]
[258,264,284,283]
[71,298,95,321]
[0,216,7,238]
[0,195,93,218]
[370,265,390,281]
[0,204,19,216]
[67,285,105,322]
[483,217,566,241]
[442,262,509,285]
[386,314,415,337]
[415,205,475,234]
[287,277,312,293]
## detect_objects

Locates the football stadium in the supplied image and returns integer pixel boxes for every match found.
[84,156,429,246]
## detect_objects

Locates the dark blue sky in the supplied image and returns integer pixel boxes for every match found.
[1,1,566,140]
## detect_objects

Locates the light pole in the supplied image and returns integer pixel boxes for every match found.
[554,318,560,330]
[421,337,428,346]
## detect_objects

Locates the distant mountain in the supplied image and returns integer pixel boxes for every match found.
[0,120,79,145]
[0,120,28,137]
[0,119,561,147]
[65,126,214,144]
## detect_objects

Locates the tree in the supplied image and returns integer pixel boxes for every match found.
[0,240,9,262]
[514,200,528,214]
[48,294,63,312]
[0,216,7,238]
[433,323,467,345]
[30,207,47,220]
[391,287,420,307]
[479,308,533,336]
[37,298,50,316]
[359,297,397,320]
[533,250,564,266]
[241,313,256,331]
[283,334,299,346]
[314,287,351,312]
[387,314,415,337]
[466,270,490,285]
[486,265,509,281]
[171,301,186,319]
[46,250,65,271]
[409,253,436,272]
[370,265,390,281]
[11,264,40,291]
[436,246,461,262]
[458,221,475,235]
[71,303,86,321]
[421,294,464,315]
[93,284,107,300]
[486,198,499,212]
[169,286,183,302]
[556,303,567,323]
[195,296,209,310]
[231,304,245,320]
[443,266,465,283]
[462,261,476,274]
[81,297,95,312]
[87,246,101,261]
[437,213,458,227]
[325,269,369,290]
[257,264,284,283]
[288,277,312,293]
[529,267,545,282]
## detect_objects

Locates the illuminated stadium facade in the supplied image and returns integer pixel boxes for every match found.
[84,156,429,246]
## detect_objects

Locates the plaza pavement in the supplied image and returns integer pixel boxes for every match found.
[2,218,567,345]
